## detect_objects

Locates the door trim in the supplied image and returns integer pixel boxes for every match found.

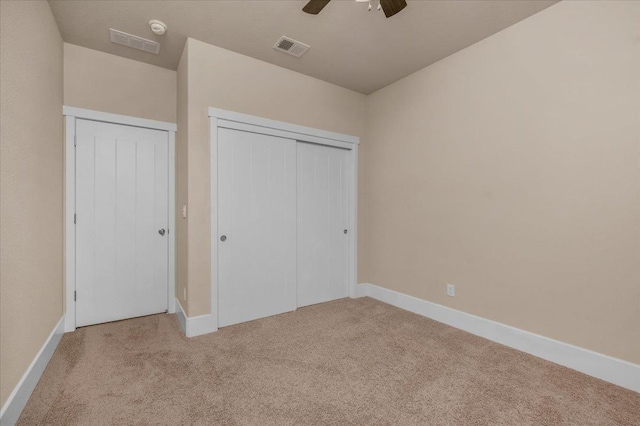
[208,107,358,145]
[209,108,359,333]
[63,106,176,333]
[63,106,177,132]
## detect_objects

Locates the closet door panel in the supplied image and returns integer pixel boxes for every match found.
[297,142,351,307]
[217,128,296,327]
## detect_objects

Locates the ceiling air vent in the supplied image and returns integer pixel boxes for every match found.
[109,28,160,55]
[273,36,310,58]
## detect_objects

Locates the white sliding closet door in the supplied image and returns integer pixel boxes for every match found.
[217,128,297,327]
[75,119,169,327]
[297,142,351,307]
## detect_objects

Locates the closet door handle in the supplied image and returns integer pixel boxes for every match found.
[220,235,227,242]
[158,229,166,236]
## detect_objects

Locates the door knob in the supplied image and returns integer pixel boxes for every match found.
[220,235,227,242]
[158,229,166,236]
[344,229,348,234]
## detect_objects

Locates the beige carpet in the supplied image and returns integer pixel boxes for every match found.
[19,297,640,425]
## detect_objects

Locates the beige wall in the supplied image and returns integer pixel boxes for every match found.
[176,43,189,310]
[182,38,366,316]
[1,6,635,413]
[64,43,176,123]
[0,1,64,407]
[363,0,640,363]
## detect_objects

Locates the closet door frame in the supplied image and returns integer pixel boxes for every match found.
[63,106,177,333]
[209,107,359,332]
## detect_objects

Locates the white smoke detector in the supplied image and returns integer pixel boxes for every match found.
[148,20,167,36]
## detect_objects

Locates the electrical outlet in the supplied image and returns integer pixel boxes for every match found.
[183,287,187,300]
[447,284,455,297]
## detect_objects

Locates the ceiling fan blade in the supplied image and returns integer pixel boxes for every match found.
[380,0,407,18]
[303,0,331,15]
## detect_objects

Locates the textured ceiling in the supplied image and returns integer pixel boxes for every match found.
[48,0,557,94]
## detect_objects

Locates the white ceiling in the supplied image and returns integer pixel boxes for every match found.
[48,0,557,94]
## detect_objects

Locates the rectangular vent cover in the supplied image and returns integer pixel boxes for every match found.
[109,28,160,55]
[273,36,310,58]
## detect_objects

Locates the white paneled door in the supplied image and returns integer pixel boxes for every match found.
[75,119,169,327]
[297,142,351,307]
[217,128,297,327]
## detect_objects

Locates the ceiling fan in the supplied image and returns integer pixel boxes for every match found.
[303,0,408,18]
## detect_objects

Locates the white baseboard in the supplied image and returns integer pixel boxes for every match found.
[0,315,65,426]
[357,283,640,393]
[175,299,217,337]
[176,298,187,333]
